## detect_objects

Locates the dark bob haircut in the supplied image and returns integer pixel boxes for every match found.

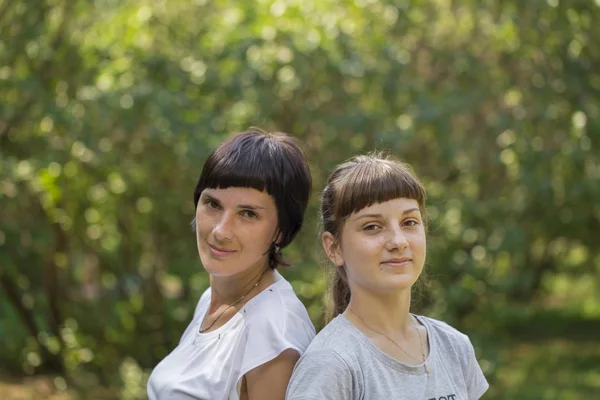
[193,128,312,268]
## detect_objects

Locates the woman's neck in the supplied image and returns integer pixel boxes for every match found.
[345,285,414,337]
[209,263,274,309]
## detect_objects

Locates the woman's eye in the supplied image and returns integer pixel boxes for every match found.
[363,224,380,231]
[404,219,418,227]
[204,199,220,209]
[241,210,258,219]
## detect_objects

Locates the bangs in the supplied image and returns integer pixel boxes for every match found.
[194,134,286,205]
[201,150,275,194]
[334,159,426,221]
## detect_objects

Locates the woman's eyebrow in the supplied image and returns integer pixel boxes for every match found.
[202,192,266,210]
[201,192,220,203]
[353,208,420,221]
[353,213,383,221]
[237,204,266,210]
[402,208,420,215]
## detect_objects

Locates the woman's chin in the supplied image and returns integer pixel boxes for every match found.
[199,257,231,277]
[378,276,419,292]
[201,264,232,277]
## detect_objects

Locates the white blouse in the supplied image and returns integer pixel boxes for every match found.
[147,272,316,400]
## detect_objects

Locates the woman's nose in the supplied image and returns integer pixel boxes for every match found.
[212,214,234,242]
[386,227,409,250]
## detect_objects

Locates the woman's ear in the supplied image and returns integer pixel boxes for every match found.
[322,231,344,267]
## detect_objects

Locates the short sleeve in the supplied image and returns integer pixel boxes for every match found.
[286,350,354,400]
[464,338,489,400]
[237,289,315,380]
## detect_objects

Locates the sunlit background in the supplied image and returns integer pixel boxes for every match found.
[1,0,599,398]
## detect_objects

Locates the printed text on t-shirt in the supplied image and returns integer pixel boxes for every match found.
[428,395,457,400]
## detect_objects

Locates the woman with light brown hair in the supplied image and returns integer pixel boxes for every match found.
[286,154,488,400]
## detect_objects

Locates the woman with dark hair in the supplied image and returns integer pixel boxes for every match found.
[286,154,488,400]
[148,129,315,400]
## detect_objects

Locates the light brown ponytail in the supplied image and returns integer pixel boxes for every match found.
[327,266,351,323]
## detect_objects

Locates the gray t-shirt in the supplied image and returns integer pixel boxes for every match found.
[286,314,488,400]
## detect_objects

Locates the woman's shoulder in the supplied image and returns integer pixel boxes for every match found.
[237,273,316,378]
[419,315,489,396]
[246,273,312,323]
[417,315,477,364]
[301,315,365,361]
[417,315,471,344]
[286,319,360,400]
[243,273,315,348]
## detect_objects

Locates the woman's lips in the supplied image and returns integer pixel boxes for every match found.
[208,244,237,258]
[380,258,411,268]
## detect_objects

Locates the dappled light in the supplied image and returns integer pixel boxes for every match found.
[1,0,599,398]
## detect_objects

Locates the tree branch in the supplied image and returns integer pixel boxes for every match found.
[0,267,64,373]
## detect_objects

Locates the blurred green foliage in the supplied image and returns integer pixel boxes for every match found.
[1,0,599,398]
